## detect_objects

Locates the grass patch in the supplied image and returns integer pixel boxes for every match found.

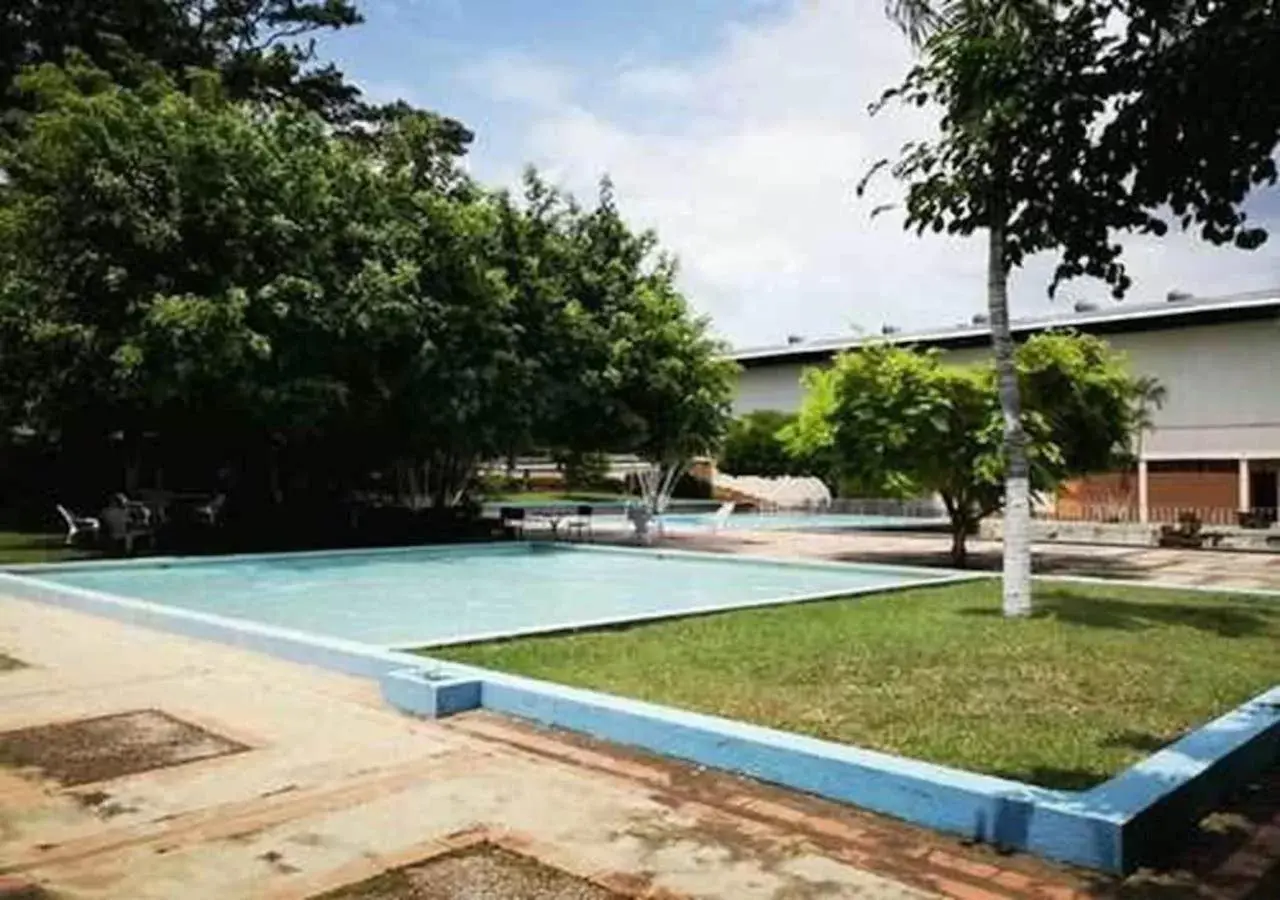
[0,531,95,566]
[431,579,1280,790]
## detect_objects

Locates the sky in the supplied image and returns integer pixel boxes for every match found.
[320,0,1280,349]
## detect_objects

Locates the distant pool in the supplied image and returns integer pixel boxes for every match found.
[660,513,949,532]
[16,544,957,648]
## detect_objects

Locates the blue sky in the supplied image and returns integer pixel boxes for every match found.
[321,0,1280,348]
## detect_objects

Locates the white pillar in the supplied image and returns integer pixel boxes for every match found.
[1239,458,1251,513]
[1137,459,1149,524]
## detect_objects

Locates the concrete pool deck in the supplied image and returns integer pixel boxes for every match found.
[646,528,1280,593]
[2,559,1278,898]
[0,595,1112,900]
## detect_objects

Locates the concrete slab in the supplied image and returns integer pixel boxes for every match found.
[648,529,1280,592]
[0,596,980,900]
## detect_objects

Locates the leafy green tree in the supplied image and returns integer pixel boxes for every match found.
[865,0,1158,614]
[872,0,1280,612]
[1099,0,1279,257]
[784,335,1153,567]
[720,411,798,477]
[0,64,482,502]
[0,65,734,522]
[1,1,371,126]
[493,170,737,483]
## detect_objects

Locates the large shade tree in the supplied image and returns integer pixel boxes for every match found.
[784,334,1155,566]
[0,64,734,518]
[0,0,473,155]
[2,0,360,123]
[864,0,1130,614]
[492,170,736,523]
[865,0,1279,614]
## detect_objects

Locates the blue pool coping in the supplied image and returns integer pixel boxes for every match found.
[1,542,1277,874]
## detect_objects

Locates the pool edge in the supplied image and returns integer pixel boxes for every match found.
[3,555,1277,875]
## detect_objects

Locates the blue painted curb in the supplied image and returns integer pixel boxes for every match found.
[3,546,1278,874]
[380,668,483,719]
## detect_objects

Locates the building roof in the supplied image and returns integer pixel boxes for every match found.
[730,288,1280,367]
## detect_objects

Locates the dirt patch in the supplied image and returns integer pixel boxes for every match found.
[0,653,25,671]
[315,844,625,900]
[0,709,247,786]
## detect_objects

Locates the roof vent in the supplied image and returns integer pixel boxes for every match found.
[786,334,804,345]
[881,324,900,335]
[971,313,989,325]
[1167,290,1193,303]
[1073,300,1099,312]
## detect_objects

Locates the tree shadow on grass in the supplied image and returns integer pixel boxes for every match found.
[961,587,1276,637]
[991,765,1110,792]
[1101,729,1178,754]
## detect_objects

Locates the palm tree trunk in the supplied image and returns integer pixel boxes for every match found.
[987,210,1033,616]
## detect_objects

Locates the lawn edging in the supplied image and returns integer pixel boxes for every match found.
[381,660,1280,875]
[2,550,1278,874]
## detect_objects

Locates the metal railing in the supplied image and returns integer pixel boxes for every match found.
[1038,503,1280,529]
[826,497,948,518]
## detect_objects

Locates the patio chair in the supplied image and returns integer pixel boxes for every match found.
[499,506,526,540]
[564,505,594,542]
[193,493,226,527]
[708,501,736,534]
[101,494,155,554]
[56,504,101,546]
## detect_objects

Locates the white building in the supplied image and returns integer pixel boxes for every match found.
[729,290,1280,524]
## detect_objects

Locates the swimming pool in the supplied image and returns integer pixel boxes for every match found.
[660,513,949,532]
[18,544,955,648]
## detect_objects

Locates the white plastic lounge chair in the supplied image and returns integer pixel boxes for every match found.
[56,504,101,546]
[194,493,226,526]
[708,501,736,533]
[101,495,155,554]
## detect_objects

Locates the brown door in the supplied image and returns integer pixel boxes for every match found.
[1250,468,1278,522]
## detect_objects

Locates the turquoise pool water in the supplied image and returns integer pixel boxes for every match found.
[25,545,944,648]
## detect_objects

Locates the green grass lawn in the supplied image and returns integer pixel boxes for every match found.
[0,531,95,566]
[431,579,1280,790]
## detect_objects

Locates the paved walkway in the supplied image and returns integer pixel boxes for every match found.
[1,597,1099,900]
[654,530,1280,592]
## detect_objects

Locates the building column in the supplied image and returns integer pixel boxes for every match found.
[1137,459,1149,524]
[1239,457,1251,513]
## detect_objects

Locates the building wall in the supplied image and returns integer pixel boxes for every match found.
[1110,321,1280,459]
[734,319,1280,461]
[1146,461,1240,523]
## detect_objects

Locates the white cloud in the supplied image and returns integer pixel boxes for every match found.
[615,65,695,100]
[466,0,1280,347]
[460,56,575,110]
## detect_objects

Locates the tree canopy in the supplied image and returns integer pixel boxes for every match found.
[719,411,799,478]
[865,0,1278,613]
[783,334,1153,566]
[4,0,352,123]
[0,65,735,522]
[875,0,1280,295]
